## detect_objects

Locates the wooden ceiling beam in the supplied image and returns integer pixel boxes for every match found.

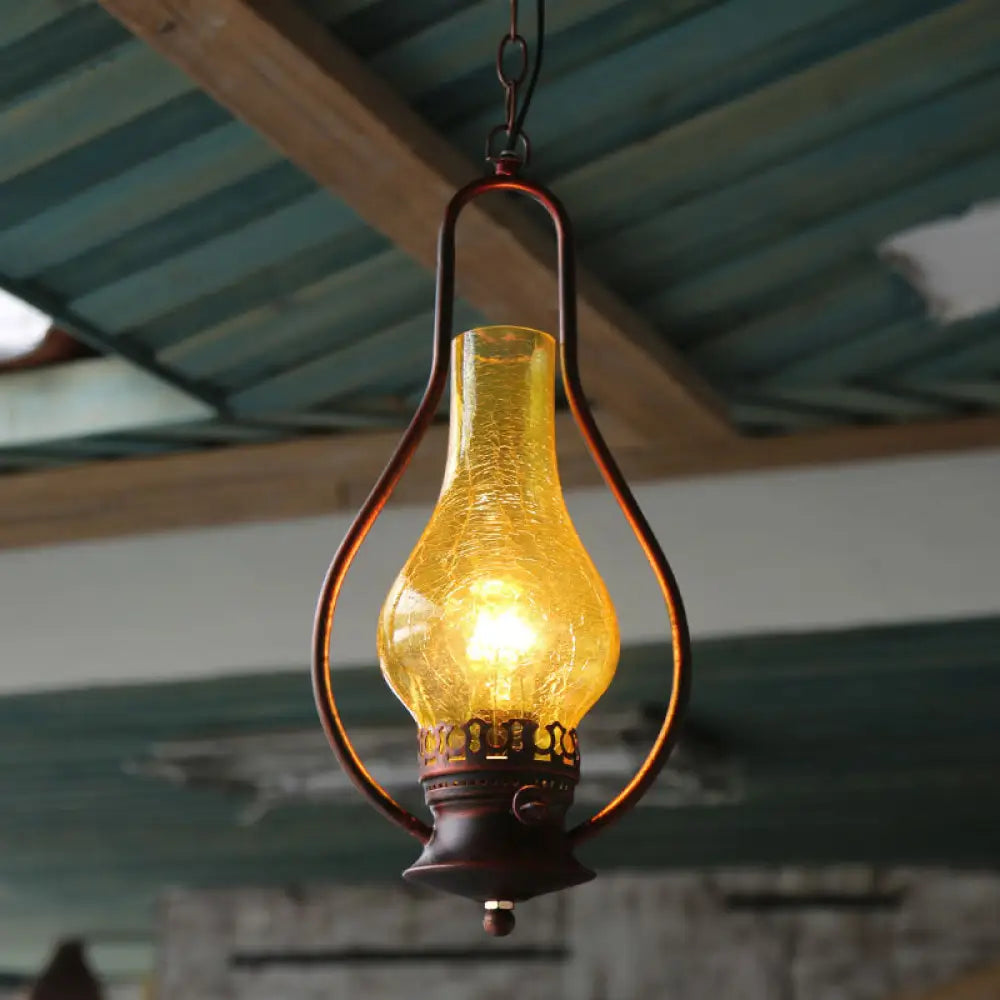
[95,0,732,445]
[3,412,1000,550]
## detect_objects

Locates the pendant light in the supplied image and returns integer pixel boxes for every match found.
[312,0,691,936]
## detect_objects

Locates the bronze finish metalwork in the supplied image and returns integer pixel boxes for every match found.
[405,717,592,914]
[312,167,692,928]
[312,1,691,929]
[486,0,543,171]
[417,718,580,773]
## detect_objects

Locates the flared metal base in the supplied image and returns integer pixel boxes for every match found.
[403,766,594,903]
[404,718,592,933]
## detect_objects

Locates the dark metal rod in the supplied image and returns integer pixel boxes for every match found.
[231,946,569,967]
[309,258,453,843]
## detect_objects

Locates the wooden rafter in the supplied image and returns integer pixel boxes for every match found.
[3,412,1000,549]
[95,0,732,445]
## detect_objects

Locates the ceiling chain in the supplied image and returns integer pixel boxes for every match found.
[485,0,545,174]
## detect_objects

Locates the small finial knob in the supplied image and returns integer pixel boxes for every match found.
[483,901,516,936]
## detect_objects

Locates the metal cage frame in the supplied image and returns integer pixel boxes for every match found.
[312,173,692,860]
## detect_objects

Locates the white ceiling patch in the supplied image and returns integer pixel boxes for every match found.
[881,200,1000,324]
[0,287,50,361]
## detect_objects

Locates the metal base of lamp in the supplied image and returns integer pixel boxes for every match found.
[404,766,594,899]
[404,719,593,933]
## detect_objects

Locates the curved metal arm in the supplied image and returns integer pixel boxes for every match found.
[436,174,692,846]
[310,270,454,844]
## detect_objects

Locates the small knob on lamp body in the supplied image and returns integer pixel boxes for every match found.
[512,784,550,825]
[484,900,516,936]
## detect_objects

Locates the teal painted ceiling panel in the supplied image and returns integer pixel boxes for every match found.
[0,0,999,465]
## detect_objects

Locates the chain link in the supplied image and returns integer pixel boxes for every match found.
[486,0,533,172]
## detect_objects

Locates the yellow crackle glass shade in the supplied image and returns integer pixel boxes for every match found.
[377,325,620,730]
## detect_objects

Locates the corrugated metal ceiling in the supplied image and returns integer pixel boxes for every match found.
[1,0,999,471]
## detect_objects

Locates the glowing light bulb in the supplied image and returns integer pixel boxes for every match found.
[378,326,619,732]
[466,603,536,669]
